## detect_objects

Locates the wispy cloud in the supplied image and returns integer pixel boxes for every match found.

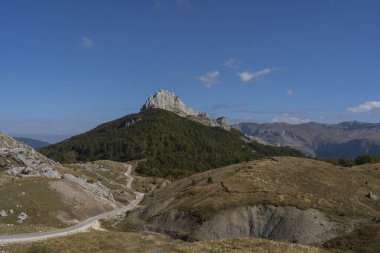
[287,89,293,96]
[197,70,220,88]
[81,36,93,49]
[272,113,310,124]
[348,101,380,113]
[223,58,241,69]
[176,0,192,8]
[237,68,274,82]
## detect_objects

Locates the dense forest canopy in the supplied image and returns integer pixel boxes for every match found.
[41,109,304,178]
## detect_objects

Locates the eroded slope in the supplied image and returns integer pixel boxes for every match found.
[124,157,380,244]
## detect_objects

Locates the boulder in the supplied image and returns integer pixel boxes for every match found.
[17,212,28,223]
[367,191,378,200]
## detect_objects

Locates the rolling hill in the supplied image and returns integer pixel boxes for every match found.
[122,157,380,248]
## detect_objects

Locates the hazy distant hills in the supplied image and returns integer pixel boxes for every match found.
[13,137,50,149]
[234,121,380,158]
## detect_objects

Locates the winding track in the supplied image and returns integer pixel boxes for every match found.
[0,164,144,244]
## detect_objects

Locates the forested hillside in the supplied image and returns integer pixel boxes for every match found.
[41,109,303,178]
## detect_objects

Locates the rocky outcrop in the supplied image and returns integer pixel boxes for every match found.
[0,209,13,217]
[16,212,28,223]
[62,173,119,209]
[0,132,60,178]
[367,191,378,200]
[141,89,199,117]
[141,89,230,130]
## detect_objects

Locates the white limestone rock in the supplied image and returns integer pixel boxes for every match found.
[17,212,28,223]
[0,132,60,178]
[141,89,199,117]
[141,89,230,130]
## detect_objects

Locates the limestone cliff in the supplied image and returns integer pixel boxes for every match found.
[141,89,230,130]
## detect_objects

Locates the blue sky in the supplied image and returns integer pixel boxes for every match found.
[1,0,380,142]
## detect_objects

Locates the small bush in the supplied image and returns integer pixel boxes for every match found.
[86,178,96,184]
[337,158,355,167]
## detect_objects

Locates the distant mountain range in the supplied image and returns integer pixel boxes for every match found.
[234,121,380,158]
[13,137,51,149]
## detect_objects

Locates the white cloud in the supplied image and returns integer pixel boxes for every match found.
[197,70,220,88]
[287,89,293,96]
[348,101,380,113]
[223,58,241,69]
[237,68,274,82]
[176,0,192,8]
[272,113,310,124]
[81,36,93,49]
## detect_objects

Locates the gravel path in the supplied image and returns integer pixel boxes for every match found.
[0,164,144,244]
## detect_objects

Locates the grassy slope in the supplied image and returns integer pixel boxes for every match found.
[2,231,332,253]
[140,157,380,222]
[40,109,303,179]
[0,176,70,234]
[0,160,134,234]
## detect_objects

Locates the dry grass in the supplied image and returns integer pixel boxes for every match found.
[142,157,380,221]
[1,230,332,253]
[0,177,70,234]
[324,223,380,253]
[178,237,332,253]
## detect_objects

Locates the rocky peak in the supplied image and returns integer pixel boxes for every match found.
[141,89,230,130]
[141,89,199,117]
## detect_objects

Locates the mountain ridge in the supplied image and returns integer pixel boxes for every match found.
[234,121,380,158]
[13,137,50,149]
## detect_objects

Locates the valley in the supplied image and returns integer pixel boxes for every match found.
[3,1,380,252]
[0,90,379,253]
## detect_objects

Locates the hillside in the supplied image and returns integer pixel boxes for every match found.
[235,121,380,158]
[122,157,380,245]
[0,132,60,178]
[40,109,303,178]
[0,132,141,235]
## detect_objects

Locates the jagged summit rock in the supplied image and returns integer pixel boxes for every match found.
[141,89,199,117]
[0,131,60,178]
[141,89,230,130]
